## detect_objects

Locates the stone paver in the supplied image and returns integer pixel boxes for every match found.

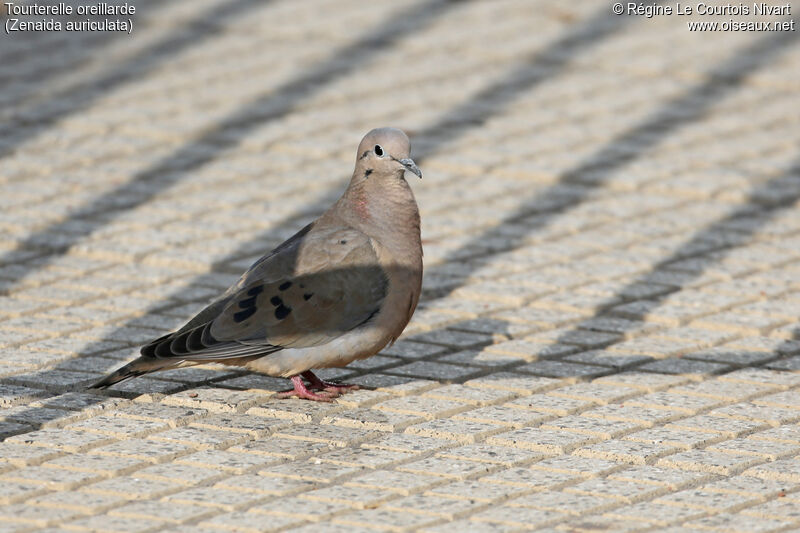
[1,0,799,531]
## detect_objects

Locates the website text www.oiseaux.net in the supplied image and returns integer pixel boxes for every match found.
[616,2,796,32]
[687,18,795,31]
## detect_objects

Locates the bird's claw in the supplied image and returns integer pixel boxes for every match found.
[275,372,360,402]
[301,370,360,394]
[274,388,338,402]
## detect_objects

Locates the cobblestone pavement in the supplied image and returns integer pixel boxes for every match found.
[1,0,800,531]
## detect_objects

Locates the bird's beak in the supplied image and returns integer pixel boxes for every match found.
[398,158,423,179]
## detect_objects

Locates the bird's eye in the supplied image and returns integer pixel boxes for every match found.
[374,145,384,156]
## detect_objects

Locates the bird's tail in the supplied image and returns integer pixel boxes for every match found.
[89,356,177,389]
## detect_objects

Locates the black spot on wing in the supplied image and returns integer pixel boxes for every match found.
[270,296,282,306]
[303,293,313,301]
[247,285,264,297]
[233,307,257,323]
[278,281,292,291]
[238,296,257,309]
[274,304,291,320]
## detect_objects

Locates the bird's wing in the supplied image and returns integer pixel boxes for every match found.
[169,222,316,336]
[141,224,389,361]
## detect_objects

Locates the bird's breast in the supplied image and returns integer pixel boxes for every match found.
[354,189,370,221]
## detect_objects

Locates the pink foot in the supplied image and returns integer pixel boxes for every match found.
[301,370,360,395]
[273,372,360,401]
[274,375,338,402]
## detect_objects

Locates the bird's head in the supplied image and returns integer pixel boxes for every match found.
[354,127,422,181]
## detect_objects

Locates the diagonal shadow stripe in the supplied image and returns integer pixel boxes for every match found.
[774,316,800,365]
[0,6,121,82]
[0,0,267,148]
[546,154,800,363]
[0,0,463,292]
[412,6,632,161]
[421,26,798,300]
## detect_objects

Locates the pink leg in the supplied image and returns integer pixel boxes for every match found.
[301,370,360,395]
[274,375,337,402]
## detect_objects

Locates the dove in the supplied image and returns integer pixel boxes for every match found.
[90,128,423,401]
